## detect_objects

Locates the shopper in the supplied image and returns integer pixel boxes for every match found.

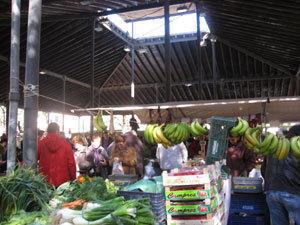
[110,134,137,175]
[264,125,300,225]
[0,134,7,173]
[226,136,255,177]
[38,123,76,187]
[86,133,109,178]
[156,142,188,171]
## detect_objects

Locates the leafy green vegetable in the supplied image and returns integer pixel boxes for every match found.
[0,210,49,225]
[0,168,53,222]
[54,177,118,203]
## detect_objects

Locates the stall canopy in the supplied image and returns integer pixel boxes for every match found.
[0,0,299,113]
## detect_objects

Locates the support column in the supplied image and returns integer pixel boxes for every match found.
[195,1,202,99]
[90,18,95,136]
[131,47,135,103]
[23,0,42,169]
[164,0,171,102]
[211,37,218,99]
[7,0,21,173]
[62,76,66,132]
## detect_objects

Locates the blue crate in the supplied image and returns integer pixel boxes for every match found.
[117,190,166,222]
[230,193,267,214]
[232,177,263,193]
[228,214,266,225]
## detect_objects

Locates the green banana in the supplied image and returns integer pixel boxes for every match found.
[230,118,243,137]
[237,119,249,136]
[290,136,300,159]
[278,138,290,160]
[243,136,255,150]
[274,138,284,159]
[190,122,199,137]
[268,135,279,155]
[153,126,162,144]
[144,124,156,145]
[193,120,208,136]
[244,128,259,147]
[251,128,261,147]
[260,133,274,155]
[156,125,172,147]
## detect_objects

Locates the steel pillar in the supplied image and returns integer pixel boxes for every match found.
[164,0,171,102]
[90,18,95,136]
[23,0,42,169]
[7,0,21,173]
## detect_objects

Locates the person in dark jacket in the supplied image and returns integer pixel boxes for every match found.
[264,125,300,225]
[38,123,76,187]
[226,136,256,177]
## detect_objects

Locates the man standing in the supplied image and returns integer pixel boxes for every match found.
[264,125,300,225]
[38,123,76,187]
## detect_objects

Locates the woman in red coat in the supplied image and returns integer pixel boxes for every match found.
[38,123,76,187]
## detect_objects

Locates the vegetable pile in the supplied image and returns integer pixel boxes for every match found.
[52,177,118,207]
[52,197,155,225]
[0,168,53,222]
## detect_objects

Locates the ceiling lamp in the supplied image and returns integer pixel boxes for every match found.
[137,47,148,54]
[94,23,103,32]
[177,5,188,13]
[124,45,131,52]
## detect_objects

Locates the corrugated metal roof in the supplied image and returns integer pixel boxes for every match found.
[0,0,299,113]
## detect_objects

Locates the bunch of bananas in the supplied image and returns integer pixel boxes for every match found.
[144,124,156,145]
[144,122,192,147]
[164,123,191,145]
[242,127,262,152]
[243,127,290,160]
[290,136,300,159]
[190,120,209,137]
[230,117,249,137]
[93,113,107,132]
[273,138,290,160]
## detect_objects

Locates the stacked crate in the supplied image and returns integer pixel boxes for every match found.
[163,164,226,225]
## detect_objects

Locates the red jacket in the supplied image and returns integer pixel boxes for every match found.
[38,133,76,187]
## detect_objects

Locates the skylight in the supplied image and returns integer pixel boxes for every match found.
[107,12,210,40]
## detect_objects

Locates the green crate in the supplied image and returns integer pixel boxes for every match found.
[205,116,237,165]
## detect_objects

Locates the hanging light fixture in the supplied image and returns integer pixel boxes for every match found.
[131,82,135,98]
[124,45,131,52]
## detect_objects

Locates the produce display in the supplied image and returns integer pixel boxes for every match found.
[144,120,208,147]
[93,113,107,132]
[0,168,53,223]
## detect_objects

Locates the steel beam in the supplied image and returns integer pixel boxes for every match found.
[7,0,21,174]
[23,0,42,169]
[101,75,290,91]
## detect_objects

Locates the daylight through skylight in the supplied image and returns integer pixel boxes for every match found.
[107,12,210,40]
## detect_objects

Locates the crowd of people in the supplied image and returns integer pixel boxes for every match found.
[1,121,299,224]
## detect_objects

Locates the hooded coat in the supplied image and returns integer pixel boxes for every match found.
[38,133,76,187]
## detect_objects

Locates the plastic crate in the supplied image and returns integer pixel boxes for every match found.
[230,193,267,214]
[205,116,236,165]
[117,190,166,222]
[228,214,266,225]
[232,177,263,193]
